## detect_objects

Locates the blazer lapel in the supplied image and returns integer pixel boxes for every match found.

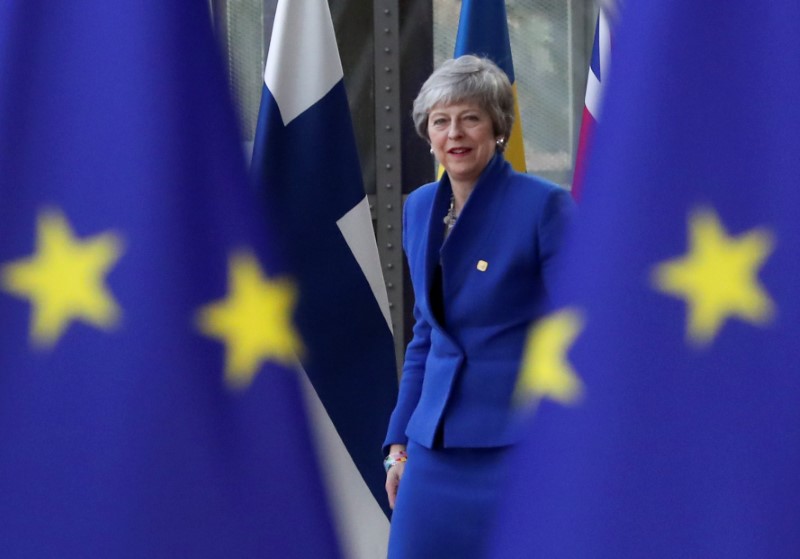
[439,155,511,297]
[421,175,452,331]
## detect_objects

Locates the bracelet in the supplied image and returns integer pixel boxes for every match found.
[383,451,408,472]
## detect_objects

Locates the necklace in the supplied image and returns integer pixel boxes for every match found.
[443,194,458,230]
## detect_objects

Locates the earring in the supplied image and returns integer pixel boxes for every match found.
[430,147,434,154]
[496,138,505,148]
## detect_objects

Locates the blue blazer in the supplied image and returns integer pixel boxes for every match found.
[384,155,574,451]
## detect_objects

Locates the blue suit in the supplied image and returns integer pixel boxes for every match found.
[384,154,574,451]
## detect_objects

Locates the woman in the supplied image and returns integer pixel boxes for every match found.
[383,55,575,558]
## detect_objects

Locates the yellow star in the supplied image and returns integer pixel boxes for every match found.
[196,251,302,389]
[1,209,123,348]
[652,207,775,346]
[515,307,585,407]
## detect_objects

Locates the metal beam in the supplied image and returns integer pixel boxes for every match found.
[373,0,404,374]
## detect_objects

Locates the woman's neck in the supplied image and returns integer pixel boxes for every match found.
[450,180,475,214]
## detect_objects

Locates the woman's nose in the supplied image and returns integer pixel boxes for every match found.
[448,121,463,139]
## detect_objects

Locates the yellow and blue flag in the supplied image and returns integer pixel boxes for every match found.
[454,0,526,172]
[0,1,340,557]
[491,1,800,557]
[250,0,398,557]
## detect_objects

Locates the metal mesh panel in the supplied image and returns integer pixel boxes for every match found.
[331,0,375,194]
[433,0,596,188]
[223,0,265,143]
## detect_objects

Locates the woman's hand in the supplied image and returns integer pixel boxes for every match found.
[385,444,407,510]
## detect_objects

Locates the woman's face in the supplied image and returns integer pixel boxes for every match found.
[427,101,498,188]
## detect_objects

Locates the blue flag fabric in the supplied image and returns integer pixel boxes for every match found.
[0,1,340,557]
[490,2,800,557]
[454,0,514,81]
[250,0,397,554]
[453,0,526,172]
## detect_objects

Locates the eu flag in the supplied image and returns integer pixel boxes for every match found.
[250,0,398,556]
[490,1,800,557]
[0,1,340,557]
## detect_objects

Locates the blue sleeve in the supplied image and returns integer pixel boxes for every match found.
[382,194,431,453]
[537,186,576,300]
[382,298,430,453]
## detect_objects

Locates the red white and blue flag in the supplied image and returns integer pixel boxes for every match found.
[572,6,613,201]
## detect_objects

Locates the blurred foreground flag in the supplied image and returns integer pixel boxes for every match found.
[491,2,800,557]
[571,4,614,201]
[0,1,340,557]
[250,0,398,557]
[454,0,526,172]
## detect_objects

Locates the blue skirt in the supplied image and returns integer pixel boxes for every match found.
[387,441,511,559]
